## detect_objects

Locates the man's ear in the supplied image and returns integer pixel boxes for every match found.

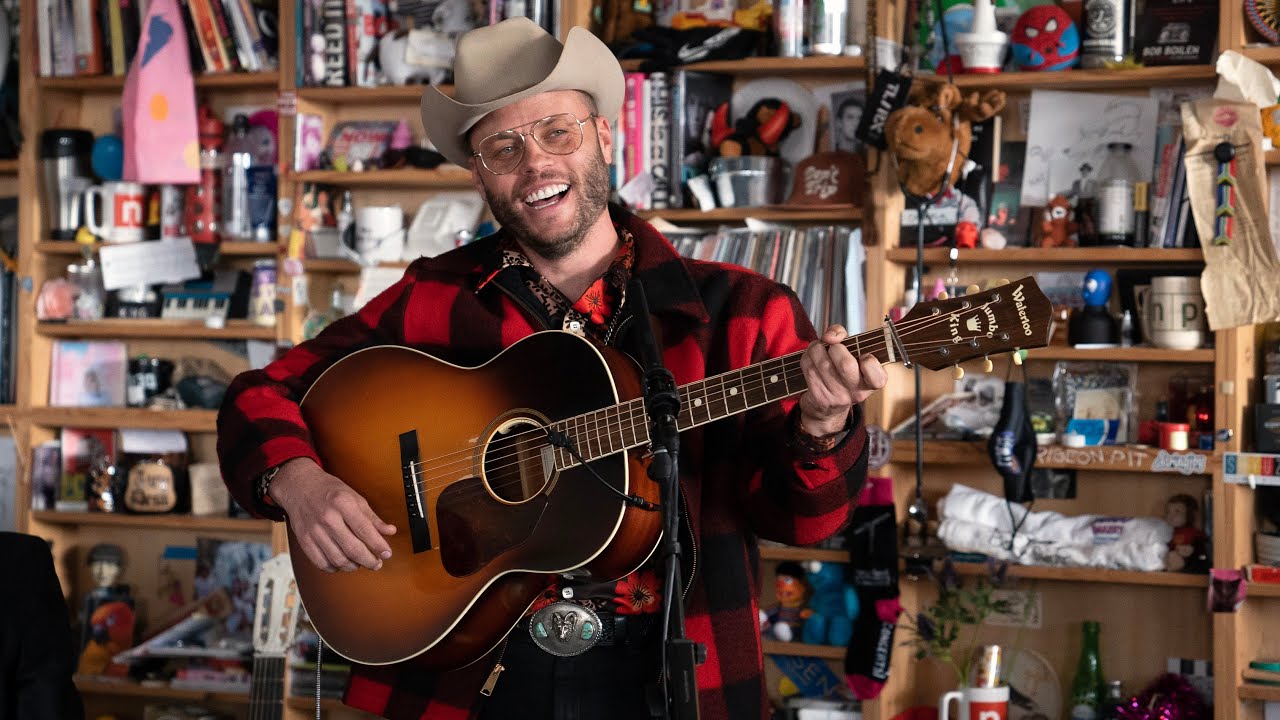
[594,114,613,163]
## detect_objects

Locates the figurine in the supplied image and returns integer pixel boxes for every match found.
[800,561,858,646]
[711,98,801,158]
[759,561,811,642]
[77,544,136,677]
[1165,493,1209,573]
[955,0,1008,74]
[1035,194,1078,247]
[1011,5,1080,71]
[1067,269,1120,347]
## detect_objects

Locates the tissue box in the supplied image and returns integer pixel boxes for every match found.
[1255,404,1280,453]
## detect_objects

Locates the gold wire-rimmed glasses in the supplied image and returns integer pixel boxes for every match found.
[471,113,596,175]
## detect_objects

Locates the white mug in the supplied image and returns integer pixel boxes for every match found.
[84,181,146,243]
[1136,276,1206,350]
[940,685,1009,720]
[356,205,405,263]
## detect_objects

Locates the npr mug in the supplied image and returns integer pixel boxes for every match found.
[84,181,146,243]
[939,685,1009,720]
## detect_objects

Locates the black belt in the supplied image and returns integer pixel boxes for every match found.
[517,610,658,652]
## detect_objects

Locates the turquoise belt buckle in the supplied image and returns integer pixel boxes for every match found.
[528,601,603,657]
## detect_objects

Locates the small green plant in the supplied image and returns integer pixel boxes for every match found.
[899,559,1033,686]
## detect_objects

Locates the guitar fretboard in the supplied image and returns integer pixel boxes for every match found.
[250,654,286,717]
[546,326,895,470]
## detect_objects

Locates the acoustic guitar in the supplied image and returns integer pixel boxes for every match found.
[249,553,301,717]
[290,277,1053,669]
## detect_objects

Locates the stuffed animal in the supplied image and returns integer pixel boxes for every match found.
[883,82,1006,198]
[1035,194,1078,247]
[1011,5,1080,71]
[759,561,811,642]
[800,561,858,647]
[711,98,802,158]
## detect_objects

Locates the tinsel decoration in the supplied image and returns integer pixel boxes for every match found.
[1114,673,1209,720]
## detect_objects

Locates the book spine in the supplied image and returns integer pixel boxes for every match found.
[176,0,208,74]
[206,0,243,70]
[186,0,227,72]
[118,0,141,69]
[73,0,105,75]
[222,0,258,71]
[669,71,687,208]
[321,0,347,87]
[344,0,359,87]
[647,71,670,210]
[107,0,126,75]
[623,72,644,190]
[235,0,271,69]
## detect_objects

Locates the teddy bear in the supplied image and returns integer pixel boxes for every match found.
[800,561,859,647]
[759,561,811,642]
[711,98,802,158]
[883,81,1006,198]
[1035,193,1078,247]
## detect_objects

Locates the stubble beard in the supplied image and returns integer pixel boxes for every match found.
[484,145,613,261]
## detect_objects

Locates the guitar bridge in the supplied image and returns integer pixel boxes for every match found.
[400,431,433,553]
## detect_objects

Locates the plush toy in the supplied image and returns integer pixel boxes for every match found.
[759,561,811,642]
[600,0,653,46]
[711,98,802,158]
[1035,194,1078,247]
[883,82,1006,198]
[800,561,859,646]
[1164,493,1210,573]
[1011,5,1080,71]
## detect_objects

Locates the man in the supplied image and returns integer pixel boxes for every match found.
[0,533,84,720]
[833,95,864,153]
[216,18,885,720]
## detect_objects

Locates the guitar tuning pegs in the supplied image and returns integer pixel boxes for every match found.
[952,365,964,380]
[965,284,980,296]
[982,355,993,373]
[936,291,949,300]
[1012,349,1024,366]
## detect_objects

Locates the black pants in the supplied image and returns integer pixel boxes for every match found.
[479,622,661,720]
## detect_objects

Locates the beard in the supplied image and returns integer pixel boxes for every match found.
[483,144,613,261]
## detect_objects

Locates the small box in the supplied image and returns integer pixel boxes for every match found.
[1256,404,1280,453]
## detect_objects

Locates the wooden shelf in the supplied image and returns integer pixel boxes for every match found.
[40,71,279,92]
[884,247,1204,264]
[28,407,218,432]
[35,241,277,257]
[946,561,1208,587]
[0,159,17,175]
[759,546,849,563]
[892,441,1214,474]
[1241,46,1280,65]
[298,84,450,102]
[1024,345,1215,363]
[75,675,249,703]
[761,640,846,659]
[290,169,473,188]
[1267,150,1280,166]
[38,319,276,340]
[620,56,867,76]
[302,258,409,273]
[638,207,862,223]
[33,510,270,533]
[913,64,1217,92]
[1239,683,1280,702]
[1248,582,1280,598]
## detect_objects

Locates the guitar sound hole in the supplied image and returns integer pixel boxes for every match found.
[482,418,552,504]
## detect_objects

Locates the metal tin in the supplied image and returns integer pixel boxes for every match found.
[811,0,848,55]
[250,259,277,327]
[972,644,1002,688]
[774,0,806,57]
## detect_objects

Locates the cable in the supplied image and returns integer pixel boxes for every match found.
[545,428,661,512]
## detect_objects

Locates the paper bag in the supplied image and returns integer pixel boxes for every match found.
[121,0,199,184]
[1181,99,1280,330]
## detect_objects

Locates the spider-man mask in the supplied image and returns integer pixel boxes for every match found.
[1011,5,1080,71]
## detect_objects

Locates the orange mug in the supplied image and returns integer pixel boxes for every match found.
[940,685,1009,720]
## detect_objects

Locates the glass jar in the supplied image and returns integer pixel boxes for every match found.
[66,260,105,320]
[1095,142,1140,246]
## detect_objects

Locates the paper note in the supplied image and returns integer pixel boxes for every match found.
[354,267,406,310]
[120,429,189,454]
[1021,90,1159,207]
[98,238,202,291]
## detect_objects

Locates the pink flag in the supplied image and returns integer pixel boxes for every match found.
[121,0,199,183]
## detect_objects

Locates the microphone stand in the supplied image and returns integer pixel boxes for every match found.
[629,279,702,720]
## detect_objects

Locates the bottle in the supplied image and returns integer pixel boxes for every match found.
[1119,310,1134,347]
[1133,181,1150,247]
[1074,170,1098,246]
[1096,143,1139,246]
[1069,621,1104,720]
[1080,0,1131,68]
[337,191,356,251]
[810,0,848,55]
[222,115,254,241]
[1103,680,1125,719]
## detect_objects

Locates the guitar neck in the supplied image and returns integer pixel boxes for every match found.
[250,654,287,717]
[546,324,895,469]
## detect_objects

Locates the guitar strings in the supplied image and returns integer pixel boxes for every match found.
[401,298,1012,494]
[407,331,1010,504]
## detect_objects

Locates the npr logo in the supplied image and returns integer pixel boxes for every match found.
[114,194,144,227]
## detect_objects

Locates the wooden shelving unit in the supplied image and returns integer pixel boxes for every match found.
[637,207,862,223]
[39,71,280,92]
[918,64,1218,91]
[758,546,849,563]
[27,407,219,432]
[75,675,250,703]
[620,55,867,76]
[949,561,1208,588]
[298,84,450,102]
[0,158,17,175]
[761,640,846,659]
[32,510,270,533]
[1022,345,1216,363]
[1238,684,1280,702]
[884,247,1206,264]
[289,168,473,188]
[37,319,277,340]
[892,440,1214,474]
[1248,582,1280,598]
[34,240,278,257]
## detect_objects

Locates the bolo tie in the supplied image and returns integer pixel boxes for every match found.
[1213,141,1238,247]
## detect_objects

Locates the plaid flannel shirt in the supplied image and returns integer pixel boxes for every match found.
[216,206,869,720]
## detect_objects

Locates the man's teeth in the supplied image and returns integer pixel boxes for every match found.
[525,184,569,203]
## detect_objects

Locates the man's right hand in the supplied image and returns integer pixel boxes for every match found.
[269,457,397,573]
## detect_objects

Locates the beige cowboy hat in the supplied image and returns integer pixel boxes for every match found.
[421,18,625,168]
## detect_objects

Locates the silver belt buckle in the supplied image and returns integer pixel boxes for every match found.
[528,601,602,657]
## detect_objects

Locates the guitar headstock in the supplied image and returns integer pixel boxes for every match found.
[253,553,300,658]
[896,277,1054,371]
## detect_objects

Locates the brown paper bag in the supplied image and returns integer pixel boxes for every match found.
[1181,98,1280,330]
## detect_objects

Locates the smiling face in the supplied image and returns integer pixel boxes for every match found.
[468,90,614,261]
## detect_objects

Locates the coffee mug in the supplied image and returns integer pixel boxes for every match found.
[1136,276,1206,350]
[940,685,1009,720]
[84,181,146,243]
[356,205,405,263]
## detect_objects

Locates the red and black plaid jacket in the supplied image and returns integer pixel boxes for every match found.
[216,207,868,720]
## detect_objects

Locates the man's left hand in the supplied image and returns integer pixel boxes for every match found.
[798,324,888,436]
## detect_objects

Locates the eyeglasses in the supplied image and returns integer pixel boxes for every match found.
[471,113,596,175]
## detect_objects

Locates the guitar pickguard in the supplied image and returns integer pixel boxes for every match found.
[436,477,549,577]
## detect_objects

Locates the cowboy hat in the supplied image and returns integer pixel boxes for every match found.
[421,18,625,168]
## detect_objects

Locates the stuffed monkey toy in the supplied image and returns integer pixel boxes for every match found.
[711,98,802,158]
